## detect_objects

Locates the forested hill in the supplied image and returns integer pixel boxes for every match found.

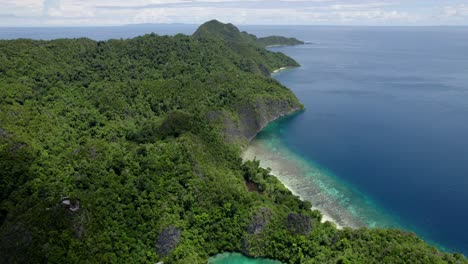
[256,36,305,47]
[0,21,466,263]
[193,20,304,48]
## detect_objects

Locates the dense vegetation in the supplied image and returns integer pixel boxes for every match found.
[192,20,301,77]
[193,20,303,47]
[255,36,304,47]
[0,20,466,263]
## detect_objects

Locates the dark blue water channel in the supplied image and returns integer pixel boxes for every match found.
[244,26,468,255]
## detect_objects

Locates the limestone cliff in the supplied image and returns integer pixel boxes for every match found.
[209,98,302,144]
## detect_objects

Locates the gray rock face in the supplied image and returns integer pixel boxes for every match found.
[287,213,312,235]
[247,207,271,234]
[61,197,80,212]
[156,226,181,257]
[223,99,301,143]
[242,208,271,256]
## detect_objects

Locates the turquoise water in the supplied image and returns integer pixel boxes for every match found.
[208,253,282,264]
[243,26,468,255]
[244,114,399,230]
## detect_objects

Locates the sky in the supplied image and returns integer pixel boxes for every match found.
[1,0,468,26]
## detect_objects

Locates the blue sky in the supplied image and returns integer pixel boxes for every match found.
[1,0,468,26]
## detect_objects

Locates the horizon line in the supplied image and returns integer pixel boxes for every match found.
[2,23,468,28]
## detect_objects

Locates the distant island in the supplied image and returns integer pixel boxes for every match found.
[256,36,304,48]
[0,20,466,264]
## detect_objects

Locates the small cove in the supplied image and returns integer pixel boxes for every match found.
[242,113,399,230]
[207,253,282,264]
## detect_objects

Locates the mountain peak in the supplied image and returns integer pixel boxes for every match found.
[192,20,245,42]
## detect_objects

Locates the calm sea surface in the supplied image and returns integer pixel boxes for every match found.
[245,26,468,255]
[2,25,467,256]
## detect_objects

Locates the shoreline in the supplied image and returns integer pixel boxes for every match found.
[279,178,345,229]
[266,43,304,49]
[246,108,304,143]
[264,61,346,229]
[266,44,291,48]
[272,66,288,74]
[242,142,345,230]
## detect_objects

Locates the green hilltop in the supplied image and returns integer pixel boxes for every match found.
[193,19,304,48]
[0,21,466,263]
[193,20,302,76]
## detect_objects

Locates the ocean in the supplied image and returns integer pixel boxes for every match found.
[2,24,467,257]
[243,25,468,255]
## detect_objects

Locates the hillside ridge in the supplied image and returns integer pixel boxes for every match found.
[193,19,304,48]
[0,21,465,264]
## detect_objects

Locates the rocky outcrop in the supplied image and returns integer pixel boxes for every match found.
[241,207,272,256]
[156,226,181,257]
[220,99,302,143]
[241,208,272,256]
[247,207,271,234]
[287,213,313,235]
[61,197,80,212]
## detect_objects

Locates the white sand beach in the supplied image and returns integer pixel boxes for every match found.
[242,142,346,229]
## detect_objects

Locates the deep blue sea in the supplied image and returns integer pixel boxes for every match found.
[2,25,467,256]
[245,26,468,255]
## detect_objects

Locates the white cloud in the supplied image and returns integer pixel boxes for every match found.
[44,0,96,18]
[330,2,394,11]
[334,10,414,22]
[0,0,42,17]
[443,4,468,18]
[128,5,417,25]
[0,0,466,26]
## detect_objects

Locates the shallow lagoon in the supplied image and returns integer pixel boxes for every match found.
[208,253,282,264]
